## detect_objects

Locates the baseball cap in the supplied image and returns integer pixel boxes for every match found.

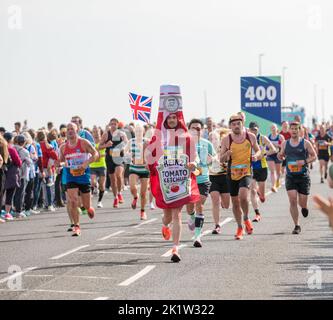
[229,114,243,124]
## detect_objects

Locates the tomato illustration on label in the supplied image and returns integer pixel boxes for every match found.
[171,185,180,193]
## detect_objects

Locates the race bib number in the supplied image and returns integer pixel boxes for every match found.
[230,164,250,180]
[157,148,191,204]
[318,141,327,150]
[109,149,121,157]
[287,161,302,173]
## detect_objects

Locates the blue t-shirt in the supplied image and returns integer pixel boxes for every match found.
[196,138,215,184]
[79,130,95,146]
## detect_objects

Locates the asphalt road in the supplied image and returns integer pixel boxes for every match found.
[0,163,332,300]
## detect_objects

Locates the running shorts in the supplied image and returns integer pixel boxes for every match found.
[66,182,91,194]
[285,175,311,195]
[209,175,229,194]
[252,168,268,182]
[227,175,252,197]
[198,181,212,197]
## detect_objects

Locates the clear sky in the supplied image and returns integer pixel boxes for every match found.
[1,0,332,130]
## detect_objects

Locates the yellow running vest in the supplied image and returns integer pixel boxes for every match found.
[229,134,252,181]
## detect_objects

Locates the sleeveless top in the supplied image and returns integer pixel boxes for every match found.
[64,138,90,184]
[268,134,281,155]
[252,134,268,170]
[228,132,252,181]
[285,139,308,177]
[90,143,106,169]
[106,130,124,158]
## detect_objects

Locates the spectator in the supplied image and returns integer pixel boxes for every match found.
[14,122,22,135]
[2,132,22,221]
[13,135,33,218]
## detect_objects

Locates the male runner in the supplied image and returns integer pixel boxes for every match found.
[220,114,261,240]
[315,125,332,183]
[146,85,200,262]
[209,128,230,234]
[59,123,98,236]
[90,126,106,208]
[186,118,215,247]
[278,122,317,234]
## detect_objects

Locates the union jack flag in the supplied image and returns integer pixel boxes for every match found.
[129,92,152,123]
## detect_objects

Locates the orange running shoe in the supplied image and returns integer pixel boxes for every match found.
[235,227,244,240]
[271,186,277,193]
[131,197,138,210]
[113,198,119,208]
[87,207,95,219]
[162,225,172,241]
[140,210,147,220]
[244,219,253,234]
[118,193,124,204]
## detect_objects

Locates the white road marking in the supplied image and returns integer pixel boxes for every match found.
[0,267,37,284]
[133,218,158,229]
[161,244,187,257]
[94,297,109,300]
[118,265,156,286]
[77,251,154,256]
[220,217,234,226]
[0,288,101,295]
[97,230,125,241]
[50,245,90,260]
[24,275,117,280]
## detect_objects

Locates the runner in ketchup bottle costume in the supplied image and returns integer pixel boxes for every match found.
[146,84,200,263]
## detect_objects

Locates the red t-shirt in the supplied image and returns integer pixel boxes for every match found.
[280,131,291,141]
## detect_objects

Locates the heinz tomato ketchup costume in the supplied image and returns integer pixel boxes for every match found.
[146,85,200,209]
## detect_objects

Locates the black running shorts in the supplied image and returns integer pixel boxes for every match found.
[227,175,252,197]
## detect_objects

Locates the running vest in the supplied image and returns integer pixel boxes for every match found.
[64,138,91,184]
[90,143,106,169]
[228,133,252,181]
[268,134,281,154]
[316,134,331,155]
[252,134,268,170]
[285,139,308,177]
[106,130,124,158]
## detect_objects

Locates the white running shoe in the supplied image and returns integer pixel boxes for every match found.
[16,212,27,219]
[0,218,5,223]
[97,202,103,208]
[31,209,40,214]
[48,206,56,212]
[150,202,155,210]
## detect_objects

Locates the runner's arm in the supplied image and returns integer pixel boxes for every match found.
[81,140,99,169]
[277,141,287,161]
[220,136,232,163]
[262,136,277,156]
[304,140,317,165]
[249,133,261,162]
